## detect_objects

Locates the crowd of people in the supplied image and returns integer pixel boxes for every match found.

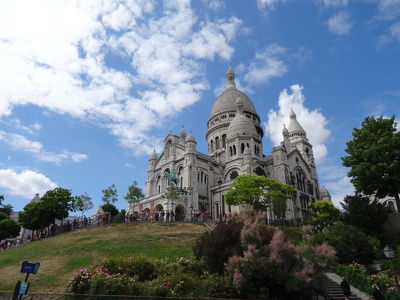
[1,209,223,251]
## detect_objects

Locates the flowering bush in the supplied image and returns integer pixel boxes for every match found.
[337,262,400,300]
[225,213,336,299]
[67,257,240,298]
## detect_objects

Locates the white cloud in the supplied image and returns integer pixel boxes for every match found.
[326,10,353,36]
[290,47,313,66]
[244,44,288,85]
[0,0,241,155]
[315,0,348,8]
[323,176,354,209]
[0,168,57,200]
[257,0,287,9]
[377,0,400,21]
[265,84,331,163]
[390,22,400,41]
[205,0,226,10]
[0,131,88,165]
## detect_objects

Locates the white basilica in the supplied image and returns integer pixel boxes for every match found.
[130,67,331,223]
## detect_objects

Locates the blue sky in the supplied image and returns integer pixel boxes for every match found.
[0,0,399,214]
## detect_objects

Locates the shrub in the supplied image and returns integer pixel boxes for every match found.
[68,257,239,298]
[225,213,336,299]
[316,223,376,264]
[193,216,243,274]
[336,262,399,300]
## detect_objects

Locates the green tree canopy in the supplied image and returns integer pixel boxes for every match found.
[75,192,93,217]
[306,200,343,232]
[102,184,118,205]
[0,212,9,222]
[340,194,388,236]
[18,201,54,231]
[0,195,13,216]
[225,174,293,215]
[316,223,376,264]
[124,181,144,204]
[162,186,179,204]
[101,203,118,216]
[0,218,21,241]
[41,187,76,222]
[341,115,400,207]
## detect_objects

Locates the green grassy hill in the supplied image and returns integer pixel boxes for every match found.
[0,222,208,293]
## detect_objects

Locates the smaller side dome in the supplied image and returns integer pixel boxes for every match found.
[180,125,186,136]
[187,131,196,142]
[288,109,306,138]
[320,186,331,197]
[150,149,158,160]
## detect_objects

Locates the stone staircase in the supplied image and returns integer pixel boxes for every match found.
[323,277,364,300]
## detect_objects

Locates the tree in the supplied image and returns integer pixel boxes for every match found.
[124,181,144,204]
[306,200,343,232]
[341,115,400,208]
[101,203,118,216]
[41,187,76,223]
[75,193,94,217]
[0,208,20,241]
[0,195,13,216]
[340,194,388,236]
[0,218,20,241]
[317,223,376,264]
[225,174,294,215]
[18,201,53,233]
[102,184,118,205]
[0,212,9,222]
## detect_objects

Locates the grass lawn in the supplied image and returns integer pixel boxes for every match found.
[0,222,208,293]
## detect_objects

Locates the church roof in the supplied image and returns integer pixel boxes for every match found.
[187,130,196,142]
[320,186,331,197]
[288,109,306,137]
[150,149,158,160]
[227,97,259,140]
[210,67,257,117]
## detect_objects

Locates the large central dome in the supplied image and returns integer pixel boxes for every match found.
[209,67,257,118]
[206,67,264,157]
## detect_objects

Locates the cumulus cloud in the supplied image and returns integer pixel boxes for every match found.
[0,0,240,155]
[265,84,331,163]
[323,176,355,208]
[326,10,353,36]
[244,44,288,85]
[0,168,57,200]
[0,131,88,165]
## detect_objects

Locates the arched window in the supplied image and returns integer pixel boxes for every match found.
[216,136,220,150]
[210,140,214,152]
[388,201,396,213]
[222,134,226,148]
[165,140,172,157]
[233,145,237,155]
[296,170,306,192]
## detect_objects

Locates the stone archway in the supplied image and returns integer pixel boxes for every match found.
[154,204,164,221]
[175,205,185,221]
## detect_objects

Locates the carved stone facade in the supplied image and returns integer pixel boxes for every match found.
[130,67,331,222]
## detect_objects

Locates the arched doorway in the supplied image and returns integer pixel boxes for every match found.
[175,205,185,221]
[154,204,164,221]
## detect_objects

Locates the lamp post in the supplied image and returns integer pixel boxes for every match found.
[384,245,400,299]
